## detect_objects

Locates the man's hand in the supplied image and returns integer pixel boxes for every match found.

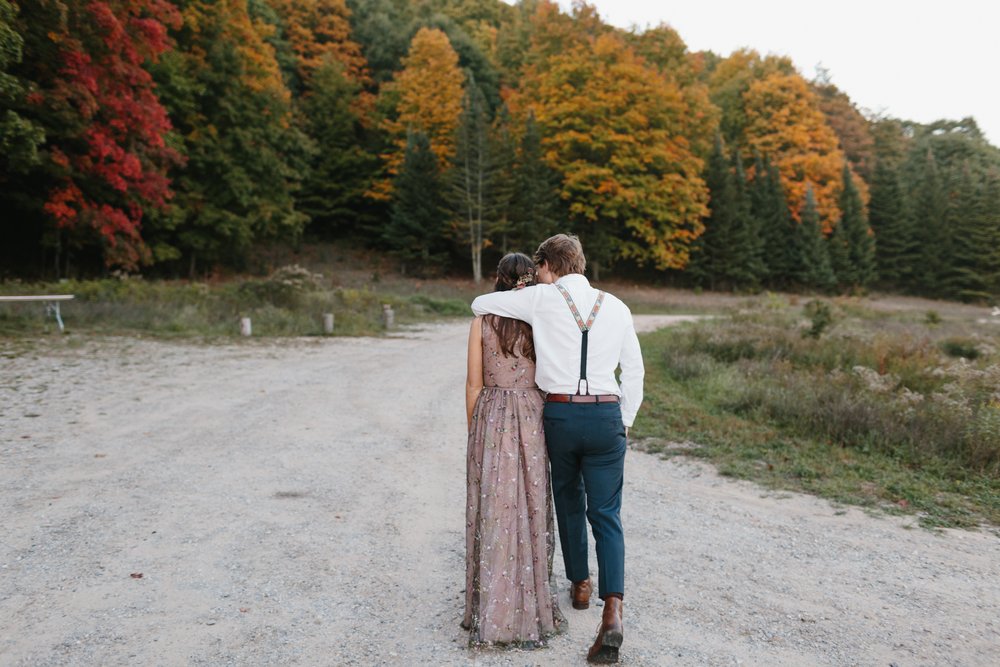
[625,426,629,438]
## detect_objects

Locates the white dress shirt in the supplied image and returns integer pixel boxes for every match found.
[471,274,645,427]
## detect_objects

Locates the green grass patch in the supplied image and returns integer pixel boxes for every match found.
[633,302,1000,530]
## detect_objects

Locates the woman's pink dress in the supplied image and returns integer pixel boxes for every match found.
[463,317,564,647]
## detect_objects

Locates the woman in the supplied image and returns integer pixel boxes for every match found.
[462,253,564,648]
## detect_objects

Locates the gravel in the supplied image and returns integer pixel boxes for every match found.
[1,319,998,666]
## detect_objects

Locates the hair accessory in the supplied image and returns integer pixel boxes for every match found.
[514,271,535,290]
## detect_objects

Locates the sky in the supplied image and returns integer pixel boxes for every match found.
[550,0,999,146]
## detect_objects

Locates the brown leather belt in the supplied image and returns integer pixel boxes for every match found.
[546,393,619,404]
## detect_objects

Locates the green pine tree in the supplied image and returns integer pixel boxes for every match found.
[507,111,563,252]
[910,150,949,295]
[831,163,876,291]
[983,169,1000,297]
[384,129,448,273]
[689,134,741,290]
[868,158,914,288]
[298,59,377,240]
[797,185,836,291]
[941,161,991,301]
[732,149,765,288]
[751,156,797,289]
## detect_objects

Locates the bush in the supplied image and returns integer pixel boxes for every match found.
[940,338,980,360]
[803,299,833,339]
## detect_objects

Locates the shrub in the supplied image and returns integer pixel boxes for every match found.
[803,299,833,339]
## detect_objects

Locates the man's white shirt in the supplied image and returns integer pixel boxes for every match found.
[470,274,644,427]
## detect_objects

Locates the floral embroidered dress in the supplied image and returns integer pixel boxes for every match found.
[463,317,564,647]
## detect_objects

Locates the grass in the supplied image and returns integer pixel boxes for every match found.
[0,264,470,338]
[633,297,1000,530]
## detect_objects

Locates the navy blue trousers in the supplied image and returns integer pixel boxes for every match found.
[542,401,626,599]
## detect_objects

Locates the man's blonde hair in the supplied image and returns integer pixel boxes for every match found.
[533,234,586,277]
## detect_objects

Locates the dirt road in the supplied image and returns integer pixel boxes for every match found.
[1,319,998,666]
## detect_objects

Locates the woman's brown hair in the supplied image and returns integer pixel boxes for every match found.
[487,253,536,361]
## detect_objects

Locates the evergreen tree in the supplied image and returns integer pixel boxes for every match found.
[690,135,760,290]
[941,162,991,300]
[506,111,562,252]
[297,59,376,239]
[831,163,876,290]
[911,150,949,295]
[384,130,447,272]
[751,157,797,288]
[983,169,1000,297]
[732,149,765,288]
[796,185,836,291]
[868,158,914,288]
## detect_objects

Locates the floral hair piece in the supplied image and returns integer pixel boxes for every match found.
[514,271,535,290]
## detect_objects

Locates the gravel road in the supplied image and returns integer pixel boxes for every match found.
[1,318,998,666]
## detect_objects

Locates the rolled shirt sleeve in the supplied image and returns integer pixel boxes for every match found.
[617,311,644,428]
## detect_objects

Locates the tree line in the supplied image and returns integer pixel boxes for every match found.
[2,0,998,300]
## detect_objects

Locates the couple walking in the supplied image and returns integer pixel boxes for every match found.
[463,234,644,663]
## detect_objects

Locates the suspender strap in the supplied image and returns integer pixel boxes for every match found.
[554,284,605,395]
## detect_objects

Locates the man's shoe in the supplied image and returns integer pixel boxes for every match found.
[587,597,623,664]
[571,578,592,610]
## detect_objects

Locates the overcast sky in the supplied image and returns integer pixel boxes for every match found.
[546,0,998,146]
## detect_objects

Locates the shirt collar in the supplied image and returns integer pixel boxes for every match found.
[554,273,590,288]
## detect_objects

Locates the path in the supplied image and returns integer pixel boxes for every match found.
[1,319,998,666]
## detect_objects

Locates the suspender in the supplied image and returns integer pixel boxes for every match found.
[554,284,605,395]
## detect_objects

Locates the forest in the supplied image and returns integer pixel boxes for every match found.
[2,0,999,301]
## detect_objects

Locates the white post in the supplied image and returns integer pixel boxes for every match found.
[382,304,394,329]
[323,313,335,334]
[240,317,252,337]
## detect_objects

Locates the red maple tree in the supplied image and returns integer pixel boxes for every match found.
[40,0,182,269]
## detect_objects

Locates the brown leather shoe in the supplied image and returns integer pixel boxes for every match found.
[587,597,623,664]
[571,578,592,610]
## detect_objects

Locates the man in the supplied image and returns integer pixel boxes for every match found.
[471,234,644,664]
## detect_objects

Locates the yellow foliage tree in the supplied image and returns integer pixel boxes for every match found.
[511,30,709,272]
[373,27,465,200]
[743,72,850,232]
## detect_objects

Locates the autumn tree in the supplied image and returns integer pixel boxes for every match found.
[707,49,794,148]
[151,0,309,272]
[743,72,850,232]
[374,27,464,199]
[511,30,709,276]
[267,0,368,86]
[812,72,875,181]
[626,23,718,159]
[3,0,182,272]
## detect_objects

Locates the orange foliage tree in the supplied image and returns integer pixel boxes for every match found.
[266,0,368,85]
[373,27,464,200]
[511,28,709,273]
[743,72,850,232]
